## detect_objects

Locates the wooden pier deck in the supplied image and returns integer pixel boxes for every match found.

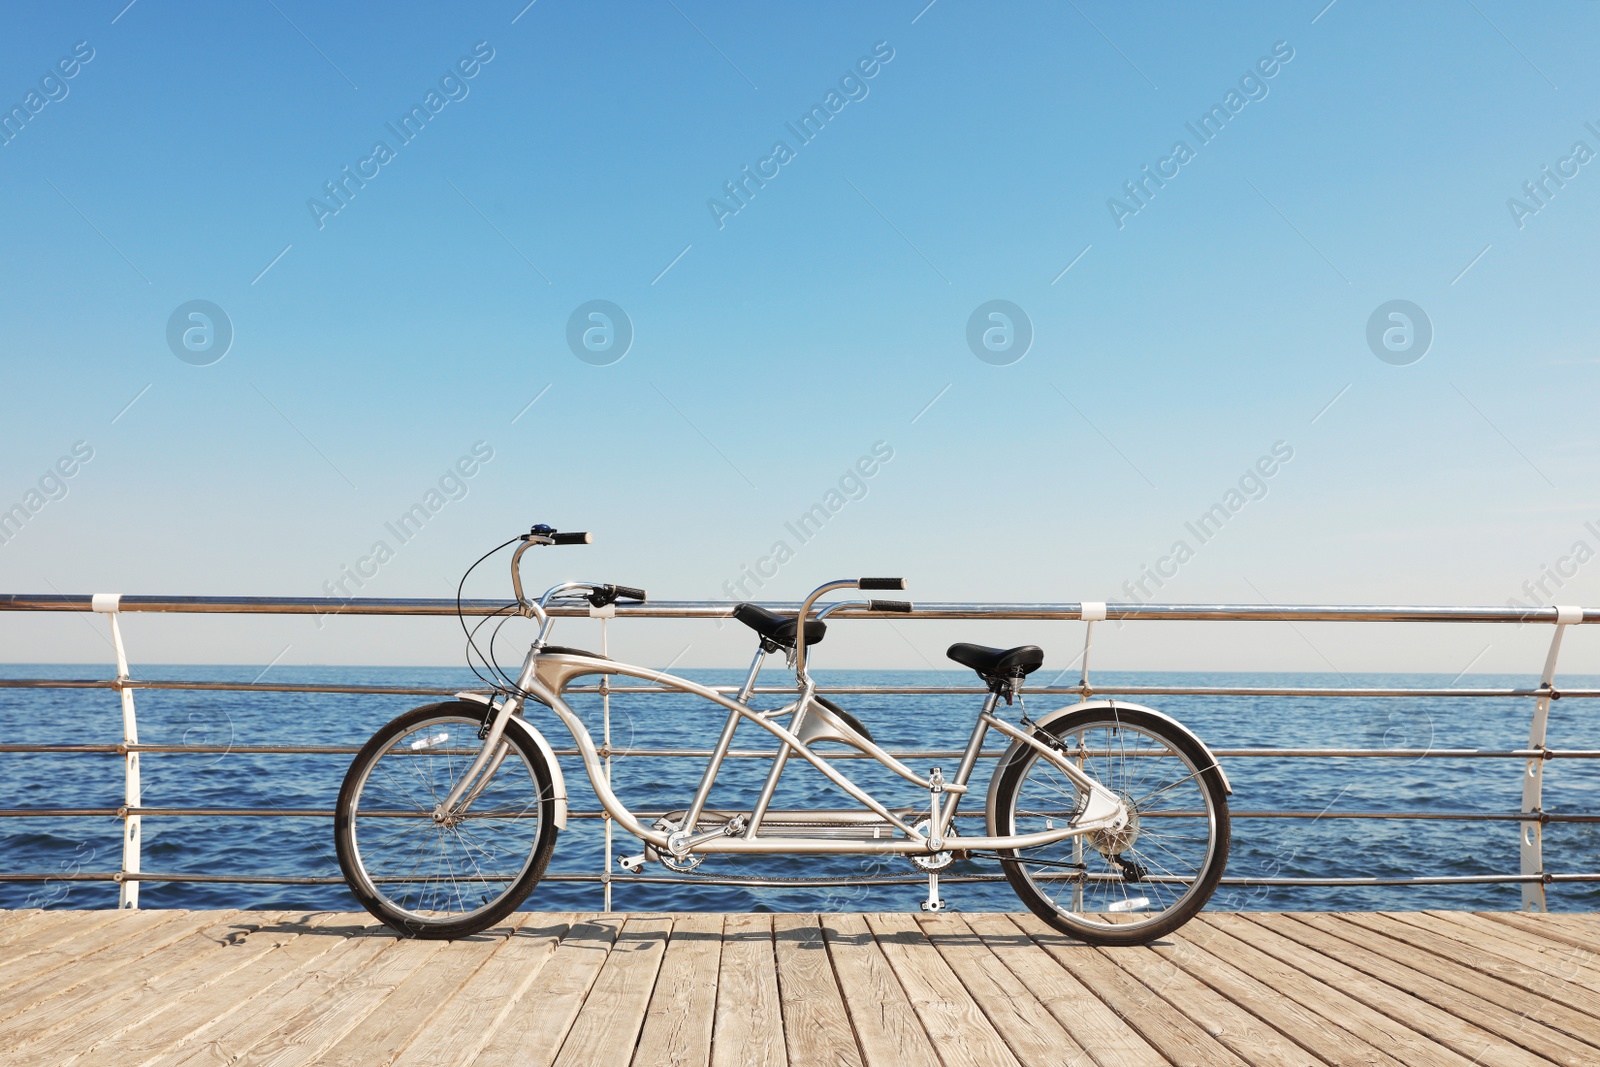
[0,909,1596,1066]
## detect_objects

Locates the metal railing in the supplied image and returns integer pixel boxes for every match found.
[0,594,1594,912]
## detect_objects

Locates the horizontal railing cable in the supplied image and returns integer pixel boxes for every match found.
[2,807,1595,822]
[2,870,1596,888]
[4,742,1597,759]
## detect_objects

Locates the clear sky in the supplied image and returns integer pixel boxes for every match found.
[2,0,1598,676]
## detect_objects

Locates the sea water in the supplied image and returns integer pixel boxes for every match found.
[2,665,1596,914]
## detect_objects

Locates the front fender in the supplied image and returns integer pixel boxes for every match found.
[984,699,1232,835]
[455,692,568,829]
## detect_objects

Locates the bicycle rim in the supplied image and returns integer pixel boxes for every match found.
[1000,712,1225,937]
[345,713,547,926]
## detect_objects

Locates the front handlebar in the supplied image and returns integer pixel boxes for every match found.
[510,527,646,619]
[858,577,906,590]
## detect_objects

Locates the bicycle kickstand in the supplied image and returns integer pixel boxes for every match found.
[920,870,946,913]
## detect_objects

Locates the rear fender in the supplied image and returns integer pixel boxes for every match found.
[984,699,1232,835]
[454,693,568,829]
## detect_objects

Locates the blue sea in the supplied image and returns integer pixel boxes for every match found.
[2,665,1597,914]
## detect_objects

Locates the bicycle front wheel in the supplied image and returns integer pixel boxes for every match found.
[991,706,1229,945]
[335,700,559,939]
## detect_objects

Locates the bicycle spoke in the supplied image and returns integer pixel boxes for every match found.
[1002,712,1223,935]
[344,713,549,928]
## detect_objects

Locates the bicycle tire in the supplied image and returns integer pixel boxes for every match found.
[991,706,1229,945]
[335,700,559,939]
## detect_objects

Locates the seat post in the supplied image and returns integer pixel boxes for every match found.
[681,644,768,833]
[948,689,1001,801]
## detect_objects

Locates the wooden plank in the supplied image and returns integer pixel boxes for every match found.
[864,911,1020,1067]
[961,912,1167,1067]
[1145,917,1409,1067]
[473,915,624,1067]
[41,915,300,1067]
[1312,915,1600,1036]
[1406,911,1600,986]
[0,908,55,947]
[1184,916,1473,1067]
[714,912,787,1067]
[153,919,400,1067]
[819,914,940,1067]
[1477,911,1600,959]
[915,912,1086,1067]
[1358,913,1600,1019]
[0,907,188,1003]
[228,936,448,1065]
[772,914,862,1067]
[1282,913,1600,1065]
[1227,914,1546,1067]
[0,908,116,953]
[72,912,365,1066]
[1010,913,1250,1067]
[9,912,288,1067]
[1493,911,1600,938]
[553,916,674,1067]
[633,913,724,1067]
[383,913,574,1067]
[0,909,130,989]
[1090,923,1347,1067]
[1397,912,1599,973]
[0,910,229,1032]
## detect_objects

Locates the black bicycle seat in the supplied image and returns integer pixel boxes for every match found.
[732,603,826,650]
[946,642,1044,683]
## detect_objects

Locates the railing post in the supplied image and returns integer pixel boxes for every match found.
[595,609,614,914]
[1079,602,1106,698]
[94,594,141,909]
[1521,606,1581,911]
[1075,603,1106,913]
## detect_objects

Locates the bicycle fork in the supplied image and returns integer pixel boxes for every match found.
[435,647,539,821]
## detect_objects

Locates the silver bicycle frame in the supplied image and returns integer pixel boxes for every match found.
[437,577,1129,857]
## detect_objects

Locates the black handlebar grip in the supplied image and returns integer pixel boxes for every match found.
[552,531,592,545]
[858,578,906,590]
[868,599,914,613]
[615,585,647,602]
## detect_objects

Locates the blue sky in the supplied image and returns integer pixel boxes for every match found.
[2,0,1598,675]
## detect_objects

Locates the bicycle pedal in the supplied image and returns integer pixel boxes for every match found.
[617,853,646,873]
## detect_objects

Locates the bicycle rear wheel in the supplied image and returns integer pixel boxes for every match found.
[335,700,559,939]
[991,706,1229,945]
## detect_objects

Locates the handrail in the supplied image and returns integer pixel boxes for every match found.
[0,593,1593,913]
[1,592,1597,624]
[2,677,1598,701]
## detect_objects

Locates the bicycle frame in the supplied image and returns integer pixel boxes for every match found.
[440,629,1131,860]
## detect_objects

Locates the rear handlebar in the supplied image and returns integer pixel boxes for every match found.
[586,584,647,608]
[794,577,913,679]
